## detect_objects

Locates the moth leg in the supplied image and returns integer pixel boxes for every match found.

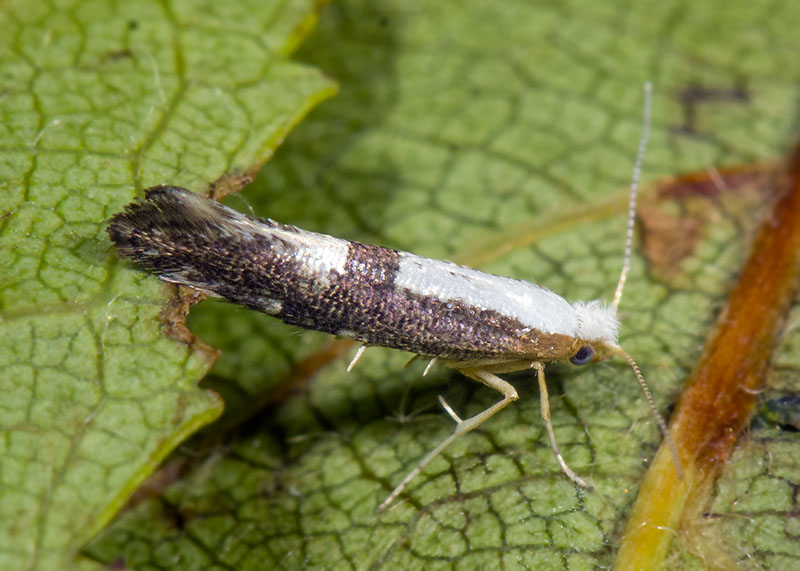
[379,368,518,511]
[346,344,368,373]
[437,395,462,423]
[404,356,437,376]
[423,358,437,376]
[533,362,591,489]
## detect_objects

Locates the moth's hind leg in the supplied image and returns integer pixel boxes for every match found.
[378,367,519,511]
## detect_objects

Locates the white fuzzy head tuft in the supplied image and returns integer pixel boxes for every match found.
[571,300,620,348]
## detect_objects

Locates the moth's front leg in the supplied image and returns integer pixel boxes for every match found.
[532,361,590,489]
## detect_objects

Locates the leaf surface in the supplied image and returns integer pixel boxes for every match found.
[0,0,335,568]
[6,0,796,569]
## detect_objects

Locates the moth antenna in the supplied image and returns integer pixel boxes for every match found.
[612,81,652,311]
[617,347,684,479]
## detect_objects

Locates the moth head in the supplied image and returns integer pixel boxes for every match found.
[569,344,596,365]
[570,294,684,477]
[569,300,620,364]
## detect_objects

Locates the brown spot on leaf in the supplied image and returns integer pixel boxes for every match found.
[207,171,257,201]
[638,163,774,279]
[638,202,703,279]
[159,284,220,368]
[673,82,750,135]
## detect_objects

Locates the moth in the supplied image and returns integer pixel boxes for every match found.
[108,84,678,510]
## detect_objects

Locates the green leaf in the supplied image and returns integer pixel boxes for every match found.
[6,0,795,568]
[0,0,335,569]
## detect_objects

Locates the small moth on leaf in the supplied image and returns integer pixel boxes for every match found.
[108,84,679,510]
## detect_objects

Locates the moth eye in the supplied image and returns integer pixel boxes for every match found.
[570,345,595,366]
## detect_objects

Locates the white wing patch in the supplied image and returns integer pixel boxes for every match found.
[244,217,349,291]
[396,253,579,337]
[179,190,350,292]
[270,227,349,291]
